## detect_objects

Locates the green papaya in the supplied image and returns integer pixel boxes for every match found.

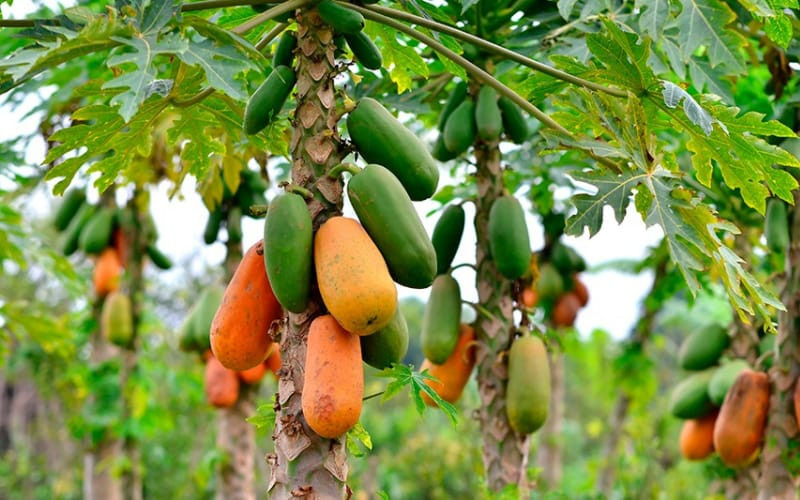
[443,98,476,155]
[317,0,364,33]
[766,199,789,254]
[431,135,457,162]
[488,195,531,279]
[272,31,296,68]
[348,164,436,288]
[498,96,529,144]
[669,370,716,419]
[178,311,199,353]
[264,192,313,313]
[243,65,296,135]
[542,212,566,242]
[421,274,461,364]
[60,203,97,256]
[334,35,347,56]
[204,209,223,245]
[53,189,86,231]
[102,291,133,348]
[462,43,480,61]
[506,335,550,434]
[79,207,116,255]
[475,86,502,142]
[551,241,586,274]
[678,324,730,371]
[347,98,439,201]
[437,81,468,131]
[708,360,750,406]
[432,204,465,275]
[191,286,225,351]
[227,206,243,244]
[146,244,173,270]
[536,262,563,300]
[344,31,382,70]
[360,307,409,370]
[242,168,269,194]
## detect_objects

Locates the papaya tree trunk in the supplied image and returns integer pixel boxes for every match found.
[267,8,348,498]
[757,189,800,499]
[473,139,530,492]
[536,351,563,488]
[216,207,257,500]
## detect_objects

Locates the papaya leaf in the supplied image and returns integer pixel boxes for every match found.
[376,364,458,426]
[175,38,253,101]
[371,22,429,93]
[585,19,657,92]
[246,396,277,430]
[675,0,747,73]
[636,0,669,40]
[345,422,372,458]
[661,81,719,136]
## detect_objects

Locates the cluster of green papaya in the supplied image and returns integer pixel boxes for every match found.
[179,285,224,355]
[203,169,268,245]
[432,81,529,161]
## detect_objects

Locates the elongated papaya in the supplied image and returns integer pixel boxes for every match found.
[431,135,458,162]
[205,355,239,408]
[243,65,296,135]
[345,31,382,70]
[552,293,580,328]
[227,206,243,244]
[535,262,563,299]
[421,274,461,364]
[498,96,529,144]
[443,98,476,155]
[437,81,468,131]
[488,195,531,279]
[506,335,550,433]
[101,291,133,348]
[178,313,199,353]
[272,31,296,68]
[432,204,465,275]
[708,360,749,406]
[714,370,770,467]
[348,164,436,288]
[204,208,223,245]
[146,244,173,270]
[54,189,86,231]
[238,360,268,385]
[60,203,97,256]
[79,207,116,254]
[264,192,313,313]
[678,324,730,371]
[766,199,789,253]
[669,370,716,419]
[680,411,717,460]
[210,241,281,370]
[475,86,502,142]
[347,98,439,201]
[360,307,409,370]
[551,241,585,274]
[302,315,363,438]
[191,285,225,351]
[265,346,282,377]
[242,168,269,194]
[315,217,397,335]
[317,0,364,33]
[422,324,475,405]
[94,247,121,297]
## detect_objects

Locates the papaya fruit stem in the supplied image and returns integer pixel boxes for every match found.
[362,391,384,402]
[450,262,477,272]
[327,162,362,178]
[247,204,269,217]
[232,0,311,35]
[282,183,314,199]
[172,87,215,108]
[463,300,498,321]
[255,22,289,51]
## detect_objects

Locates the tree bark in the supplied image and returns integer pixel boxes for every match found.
[473,139,530,492]
[267,8,349,499]
[536,351,563,488]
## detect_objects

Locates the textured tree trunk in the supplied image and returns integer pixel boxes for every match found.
[473,139,530,492]
[757,190,800,499]
[536,351,563,488]
[267,8,349,499]
[216,208,257,500]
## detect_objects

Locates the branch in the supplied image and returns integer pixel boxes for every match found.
[231,0,310,35]
[171,87,215,107]
[255,22,289,51]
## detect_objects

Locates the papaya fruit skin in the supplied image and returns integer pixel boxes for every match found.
[713,370,770,467]
[421,274,461,364]
[506,335,550,433]
[191,285,225,352]
[205,355,240,408]
[437,81,468,132]
[679,411,717,460]
[315,217,397,336]
[60,203,97,256]
[572,275,589,306]
[488,195,531,279]
[347,97,439,201]
[669,370,716,419]
[54,189,86,231]
[551,241,585,275]
[302,315,363,438]
[243,65,296,135]
[422,324,475,405]
[264,347,282,377]
[344,31,382,70]
[348,164,436,289]
[708,360,750,406]
[226,206,243,244]
[264,192,313,313]
[317,0,364,33]
[431,134,458,162]
[443,98,476,155]
[498,96,529,144]
[766,199,789,253]
[210,241,281,371]
[79,207,116,255]
[94,247,122,297]
[360,307,409,370]
[552,293,580,328]
[146,244,173,270]
[535,262,564,300]
[678,324,730,371]
[432,204,465,275]
[475,86,503,142]
[237,360,268,385]
[101,291,133,348]
[204,209,223,245]
[272,31,296,68]
[178,311,200,353]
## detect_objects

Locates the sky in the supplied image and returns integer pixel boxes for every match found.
[1,0,666,340]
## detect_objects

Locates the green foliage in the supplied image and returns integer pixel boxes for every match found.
[378,363,459,426]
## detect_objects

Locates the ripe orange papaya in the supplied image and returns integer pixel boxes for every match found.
[238,361,268,385]
[519,287,538,309]
[680,411,717,460]
[265,346,282,378]
[421,324,476,406]
[314,217,397,336]
[713,369,770,467]
[94,247,122,297]
[552,293,580,328]
[205,355,240,408]
[302,315,363,438]
[210,241,282,371]
[572,275,589,307]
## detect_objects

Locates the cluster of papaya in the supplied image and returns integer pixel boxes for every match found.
[205,348,282,409]
[432,80,529,161]
[203,169,268,244]
[669,323,771,466]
